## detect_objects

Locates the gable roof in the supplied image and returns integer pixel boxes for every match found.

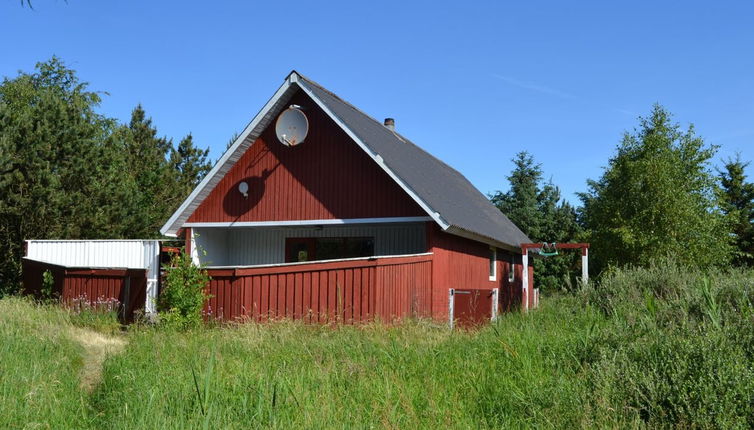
[161,71,530,251]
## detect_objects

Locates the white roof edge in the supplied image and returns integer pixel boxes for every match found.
[295,79,450,230]
[160,74,298,236]
[444,225,522,254]
[184,216,432,228]
[161,71,451,237]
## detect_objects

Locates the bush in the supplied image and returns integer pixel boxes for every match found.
[579,260,754,428]
[157,250,211,328]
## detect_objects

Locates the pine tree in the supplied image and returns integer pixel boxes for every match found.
[0,57,139,293]
[169,133,212,207]
[579,104,730,271]
[490,151,581,291]
[719,155,754,267]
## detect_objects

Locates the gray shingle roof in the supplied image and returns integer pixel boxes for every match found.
[297,75,530,250]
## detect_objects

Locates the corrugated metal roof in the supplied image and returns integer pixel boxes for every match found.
[161,71,530,250]
[25,240,159,269]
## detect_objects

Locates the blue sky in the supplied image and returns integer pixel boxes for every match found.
[2,1,753,204]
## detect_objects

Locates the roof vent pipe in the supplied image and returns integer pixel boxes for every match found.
[384,118,395,131]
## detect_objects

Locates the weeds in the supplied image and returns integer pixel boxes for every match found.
[2,261,754,428]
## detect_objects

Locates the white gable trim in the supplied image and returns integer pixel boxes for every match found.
[160,75,299,236]
[161,71,449,237]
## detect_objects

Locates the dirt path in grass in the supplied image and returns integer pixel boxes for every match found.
[68,327,127,392]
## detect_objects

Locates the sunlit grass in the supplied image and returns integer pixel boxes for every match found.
[2,262,754,428]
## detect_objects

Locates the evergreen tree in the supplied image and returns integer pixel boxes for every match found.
[0,58,213,294]
[490,152,581,291]
[719,155,754,267]
[579,104,730,271]
[169,133,211,206]
[0,57,139,293]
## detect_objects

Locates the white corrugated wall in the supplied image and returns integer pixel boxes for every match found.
[194,223,426,267]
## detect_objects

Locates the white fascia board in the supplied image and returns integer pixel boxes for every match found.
[444,225,521,254]
[184,216,432,228]
[294,79,451,231]
[160,75,297,236]
[206,252,433,269]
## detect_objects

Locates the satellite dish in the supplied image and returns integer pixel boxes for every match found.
[238,181,249,197]
[275,107,309,147]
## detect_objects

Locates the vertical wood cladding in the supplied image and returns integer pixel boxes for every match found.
[203,254,432,322]
[187,90,425,223]
[426,223,525,317]
[22,259,146,322]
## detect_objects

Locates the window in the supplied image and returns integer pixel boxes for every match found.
[508,259,515,282]
[285,237,375,263]
[489,247,497,281]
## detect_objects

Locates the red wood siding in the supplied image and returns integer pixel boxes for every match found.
[426,223,525,317]
[187,91,425,223]
[22,259,147,322]
[203,254,432,322]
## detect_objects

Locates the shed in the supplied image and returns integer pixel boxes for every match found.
[23,240,160,321]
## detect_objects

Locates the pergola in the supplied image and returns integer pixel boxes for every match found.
[520,243,590,311]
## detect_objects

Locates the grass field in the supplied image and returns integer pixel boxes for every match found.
[2,261,753,429]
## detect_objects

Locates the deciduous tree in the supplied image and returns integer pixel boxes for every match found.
[579,104,730,271]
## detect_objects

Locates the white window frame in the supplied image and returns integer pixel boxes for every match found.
[489,247,497,281]
[508,258,515,282]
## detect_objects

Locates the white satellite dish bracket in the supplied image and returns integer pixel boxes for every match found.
[275,106,309,147]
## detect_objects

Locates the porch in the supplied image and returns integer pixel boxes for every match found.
[189,221,428,267]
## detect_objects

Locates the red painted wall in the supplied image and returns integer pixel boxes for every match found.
[187,90,425,223]
[426,223,525,317]
[22,259,146,322]
[204,254,432,322]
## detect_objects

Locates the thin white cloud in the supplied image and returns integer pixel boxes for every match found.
[491,73,576,100]
[490,73,634,116]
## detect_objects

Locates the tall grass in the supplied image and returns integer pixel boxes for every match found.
[0,297,91,429]
[90,299,596,429]
[2,260,753,428]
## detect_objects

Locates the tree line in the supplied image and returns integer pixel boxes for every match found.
[2,58,753,296]
[492,104,754,290]
[0,58,212,295]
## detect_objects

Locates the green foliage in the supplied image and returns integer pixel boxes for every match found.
[581,260,754,428]
[157,250,211,328]
[491,151,582,291]
[719,154,754,267]
[4,264,754,428]
[0,58,212,295]
[0,297,91,428]
[40,269,55,302]
[579,104,731,272]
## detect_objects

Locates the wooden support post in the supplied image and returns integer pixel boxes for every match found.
[582,247,589,285]
[521,250,529,312]
[448,288,455,330]
[491,288,499,321]
[121,275,131,322]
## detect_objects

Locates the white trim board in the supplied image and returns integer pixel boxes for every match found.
[184,217,432,229]
[205,252,433,269]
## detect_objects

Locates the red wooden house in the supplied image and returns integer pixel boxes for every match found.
[160,71,535,325]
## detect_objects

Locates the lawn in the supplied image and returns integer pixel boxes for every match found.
[2,262,753,429]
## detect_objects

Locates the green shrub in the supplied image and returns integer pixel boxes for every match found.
[157,250,211,329]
